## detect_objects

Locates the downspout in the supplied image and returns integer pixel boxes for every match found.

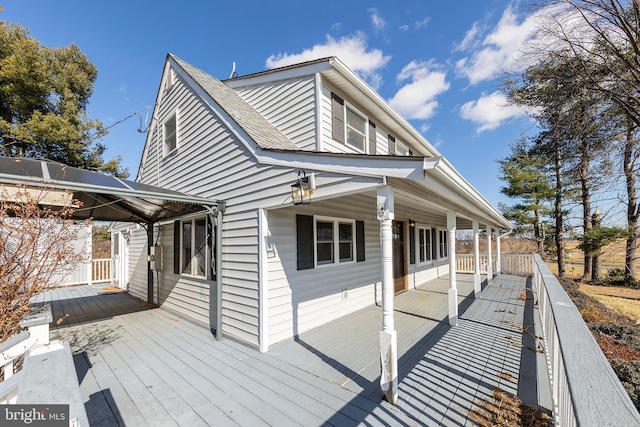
[146,222,154,306]
[214,202,226,340]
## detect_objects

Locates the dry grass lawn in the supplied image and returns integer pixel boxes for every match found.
[579,284,640,324]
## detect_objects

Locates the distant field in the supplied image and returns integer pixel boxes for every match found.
[579,284,640,323]
[546,239,636,279]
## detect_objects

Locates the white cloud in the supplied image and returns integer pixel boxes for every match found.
[399,24,409,32]
[266,32,390,90]
[388,60,450,120]
[454,21,481,52]
[369,8,386,32]
[460,91,528,133]
[414,17,430,29]
[456,6,540,84]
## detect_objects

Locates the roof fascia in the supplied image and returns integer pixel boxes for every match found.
[254,148,439,180]
[327,57,443,159]
[224,60,332,88]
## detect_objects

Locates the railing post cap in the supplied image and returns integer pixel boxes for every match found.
[20,306,52,328]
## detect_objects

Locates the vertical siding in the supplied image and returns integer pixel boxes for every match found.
[233,76,317,150]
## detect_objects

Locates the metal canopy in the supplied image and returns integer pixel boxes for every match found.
[0,157,221,223]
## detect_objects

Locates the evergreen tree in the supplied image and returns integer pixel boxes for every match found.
[0,12,127,177]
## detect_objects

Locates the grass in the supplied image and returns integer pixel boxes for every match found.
[469,389,552,427]
[579,284,640,323]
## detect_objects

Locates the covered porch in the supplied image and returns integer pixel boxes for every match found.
[38,273,549,426]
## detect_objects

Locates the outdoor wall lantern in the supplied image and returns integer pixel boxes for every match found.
[291,170,314,205]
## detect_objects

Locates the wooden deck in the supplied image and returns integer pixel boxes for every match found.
[35,274,550,426]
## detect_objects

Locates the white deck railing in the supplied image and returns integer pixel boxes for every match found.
[531,254,640,425]
[91,258,112,284]
[456,253,534,275]
[456,254,495,273]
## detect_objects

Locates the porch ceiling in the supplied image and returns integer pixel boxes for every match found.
[0,157,221,223]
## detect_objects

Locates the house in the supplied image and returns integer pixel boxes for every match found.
[114,53,511,401]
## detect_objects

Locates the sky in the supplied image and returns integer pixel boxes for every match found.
[1,0,546,210]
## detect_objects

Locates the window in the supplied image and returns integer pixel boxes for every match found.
[315,217,354,266]
[164,112,178,155]
[419,227,433,263]
[346,106,366,151]
[174,217,212,278]
[296,215,365,270]
[331,92,369,153]
[396,141,409,156]
[439,229,448,258]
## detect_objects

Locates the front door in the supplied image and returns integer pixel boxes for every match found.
[392,221,406,293]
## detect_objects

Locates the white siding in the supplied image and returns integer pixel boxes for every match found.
[319,85,395,155]
[266,193,381,345]
[233,75,317,150]
[136,71,311,347]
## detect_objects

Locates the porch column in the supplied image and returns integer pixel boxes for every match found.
[486,227,493,285]
[496,231,502,276]
[447,211,458,326]
[377,186,397,404]
[472,220,481,297]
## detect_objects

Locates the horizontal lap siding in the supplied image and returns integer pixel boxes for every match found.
[266,193,381,346]
[136,75,299,348]
[234,76,317,150]
[127,226,148,300]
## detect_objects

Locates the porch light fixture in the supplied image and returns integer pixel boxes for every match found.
[291,170,313,205]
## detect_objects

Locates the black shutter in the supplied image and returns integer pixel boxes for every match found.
[388,135,396,155]
[409,223,415,265]
[296,215,314,270]
[431,228,438,260]
[368,121,377,154]
[173,220,180,274]
[331,92,345,143]
[356,220,365,262]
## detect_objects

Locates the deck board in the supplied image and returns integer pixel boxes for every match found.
[41,274,550,426]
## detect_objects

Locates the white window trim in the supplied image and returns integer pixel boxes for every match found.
[163,110,179,157]
[313,215,357,268]
[395,140,409,156]
[180,216,209,278]
[438,228,449,259]
[343,103,368,153]
[417,226,434,265]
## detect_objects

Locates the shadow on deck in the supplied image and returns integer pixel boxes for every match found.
[39,274,550,426]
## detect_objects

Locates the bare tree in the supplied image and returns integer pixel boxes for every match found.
[0,184,85,343]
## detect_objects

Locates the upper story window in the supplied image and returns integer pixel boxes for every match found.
[163,112,178,156]
[396,141,410,156]
[346,106,366,152]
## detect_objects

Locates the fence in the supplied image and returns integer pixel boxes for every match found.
[91,258,112,284]
[531,254,640,425]
[456,253,534,275]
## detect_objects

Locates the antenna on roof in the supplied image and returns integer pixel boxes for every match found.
[229,62,238,79]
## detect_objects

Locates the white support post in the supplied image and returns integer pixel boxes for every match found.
[486,227,493,284]
[447,212,458,326]
[496,231,502,276]
[472,220,481,297]
[377,186,397,404]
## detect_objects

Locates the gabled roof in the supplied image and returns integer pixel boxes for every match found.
[170,54,299,151]
[0,157,220,223]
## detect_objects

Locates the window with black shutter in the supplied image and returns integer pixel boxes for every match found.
[173,221,180,274]
[356,220,365,262]
[369,121,377,154]
[331,93,345,143]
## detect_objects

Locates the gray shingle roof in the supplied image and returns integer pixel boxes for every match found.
[169,54,299,151]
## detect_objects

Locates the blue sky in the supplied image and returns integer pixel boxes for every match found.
[1,1,542,209]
